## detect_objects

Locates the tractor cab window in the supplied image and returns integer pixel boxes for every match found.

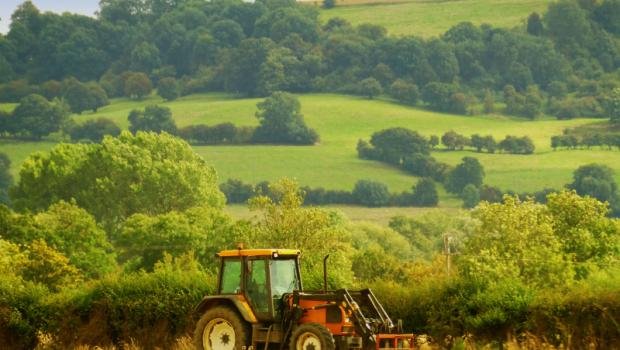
[270,259,299,299]
[246,259,270,314]
[220,258,241,294]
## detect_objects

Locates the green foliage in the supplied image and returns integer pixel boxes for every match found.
[352,179,391,207]
[63,79,109,114]
[0,153,12,205]
[116,207,238,271]
[124,72,153,100]
[7,94,69,139]
[1,202,116,279]
[412,178,439,207]
[546,190,620,277]
[441,130,469,150]
[248,179,353,288]
[368,127,430,164]
[21,239,83,291]
[0,274,49,349]
[390,80,420,105]
[220,178,255,204]
[130,42,161,73]
[422,82,466,114]
[498,135,535,154]
[445,157,485,194]
[128,104,177,134]
[69,118,121,143]
[179,123,252,145]
[461,184,480,209]
[323,0,335,9]
[483,89,495,114]
[11,132,225,227]
[568,163,620,215]
[358,78,383,99]
[608,88,620,123]
[253,92,318,145]
[459,196,574,287]
[157,77,179,101]
[527,12,544,36]
[53,256,216,348]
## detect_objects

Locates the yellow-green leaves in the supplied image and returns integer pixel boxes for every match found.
[11,132,225,228]
[248,178,353,289]
[461,195,573,287]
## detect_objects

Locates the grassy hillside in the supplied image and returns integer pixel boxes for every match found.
[318,0,553,37]
[2,93,616,202]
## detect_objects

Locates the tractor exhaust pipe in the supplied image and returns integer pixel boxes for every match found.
[323,254,330,293]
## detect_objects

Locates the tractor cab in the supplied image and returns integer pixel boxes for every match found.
[217,248,302,321]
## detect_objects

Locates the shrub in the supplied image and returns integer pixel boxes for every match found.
[128,105,177,134]
[390,79,419,105]
[69,118,121,143]
[352,180,391,207]
[412,178,439,207]
[445,157,484,194]
[461,184,480,208]
[157,77,179,101]
[220,179,255,204]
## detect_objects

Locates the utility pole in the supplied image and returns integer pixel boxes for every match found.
[443,234,452,276]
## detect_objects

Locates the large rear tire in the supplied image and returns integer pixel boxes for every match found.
[289,323,335,350]
[194,306,250,350]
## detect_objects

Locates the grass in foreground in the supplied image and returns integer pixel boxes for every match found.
[318,0,553,37]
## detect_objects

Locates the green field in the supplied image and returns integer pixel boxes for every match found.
[318,0,553,37]
[2,93,617,203]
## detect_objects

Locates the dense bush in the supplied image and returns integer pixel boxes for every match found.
[128,105,178,134]
[551,132,620,150]
[352,180,391,207]
[69,118,121,143]
[498,135,536,154]
[179,123,254,145]
[445,157,485,194]
[0,94,69,139]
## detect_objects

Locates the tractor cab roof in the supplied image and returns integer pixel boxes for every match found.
[217,248,301,258]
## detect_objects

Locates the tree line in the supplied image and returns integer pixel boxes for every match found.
[1,0,620,121]
[551,132,620,150]
[221,177,439,207]
[0,90,318,145]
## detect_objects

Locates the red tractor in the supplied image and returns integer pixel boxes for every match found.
[194,248,414,350]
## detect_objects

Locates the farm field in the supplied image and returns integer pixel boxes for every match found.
[1,93,617,205]
[318,0,553,37]
[226,203,462,225]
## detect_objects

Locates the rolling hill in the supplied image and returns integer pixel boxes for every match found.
[2,93,615,209]
[317,0,554,37]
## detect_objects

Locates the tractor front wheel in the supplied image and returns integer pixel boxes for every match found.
[290,323,335,350]
[194,306,250,350]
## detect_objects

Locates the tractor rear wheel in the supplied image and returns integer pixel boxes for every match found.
[290,323,335,350]
[194,306,250,350]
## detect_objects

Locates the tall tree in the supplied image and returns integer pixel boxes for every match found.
[0,153,12,205]
[252,92,318,145]
[10,132,225,227]
[608,88,620,124]
[10,94,69,139]
[445,157,485,194]
[124,72,153,100]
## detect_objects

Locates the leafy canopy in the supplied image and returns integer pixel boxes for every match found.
[11,132,225,227]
